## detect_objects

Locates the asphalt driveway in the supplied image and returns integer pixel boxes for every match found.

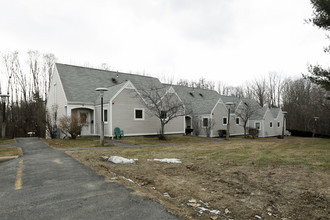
[0,138,180,220]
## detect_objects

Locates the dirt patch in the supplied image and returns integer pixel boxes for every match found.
[67,140,330,220]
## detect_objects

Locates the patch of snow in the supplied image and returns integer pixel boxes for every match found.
[150,158,182,163]
[209,209,221,215]
[197,207,221,215]
[199,200,210,208]
[163,192,171,198]
[107,156,137,164]
[254,215,262,220]
[121,176,135,183]
[198,207,207,214]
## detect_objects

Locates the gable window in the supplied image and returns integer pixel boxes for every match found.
[160,111,167,119]
[236,118,240,125]
[134,108,144,120]
[278,122,280,127]
[255,122,261,130]
[223,117,227,125]
[270,122,273,128]
[104,109,108,122]
[203,117,209,128]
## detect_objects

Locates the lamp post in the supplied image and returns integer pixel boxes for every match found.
[96,88,108,146]
[225,102,234,140]
[1,94,9,139]
[281,111,287,139]
[312,116,319,138]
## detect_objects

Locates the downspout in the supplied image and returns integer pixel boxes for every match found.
[110,99,113,139]
[93,106,96,135]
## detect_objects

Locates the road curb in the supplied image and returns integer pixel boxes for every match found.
[0,155,19,162]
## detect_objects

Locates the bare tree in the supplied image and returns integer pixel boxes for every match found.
[252,77,267,107]
[217,81,228,95]
[43,53,56,99]
[100,63,112,71]
[203,118,216,138]
[138,87,185,139]
[236,101,259,137]
[192,115,202,136]
[267,72,283,107]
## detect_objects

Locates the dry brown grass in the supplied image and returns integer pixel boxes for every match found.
[67,138,330,220]
[117,135,217,145]
[0,147,23,157]
[42,137,115,149]
[0,139,16,145]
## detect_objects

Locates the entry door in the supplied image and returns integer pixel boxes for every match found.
[79,110,90,135]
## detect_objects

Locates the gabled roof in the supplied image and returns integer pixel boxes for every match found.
[56,63,163,103]
[95,82,127,105]
[250,107,268,120]
[219,95,241,113]
[166,84,220,114]
[270,108,281,118]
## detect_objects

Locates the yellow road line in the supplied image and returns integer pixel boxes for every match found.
[15,159,23,190]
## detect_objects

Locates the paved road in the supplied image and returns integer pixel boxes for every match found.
[0,138,180,220]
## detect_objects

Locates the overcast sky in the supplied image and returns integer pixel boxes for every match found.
[0,0,328,86]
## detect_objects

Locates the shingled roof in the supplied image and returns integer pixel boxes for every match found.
[166,85,220,114]
[270,108,281,118]
[56,63,163,103]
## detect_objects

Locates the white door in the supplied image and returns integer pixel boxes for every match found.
[79,110,90,135]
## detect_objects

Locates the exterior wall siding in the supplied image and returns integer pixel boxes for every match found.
[46,67,68,138]
[111,89,184,136]
[211,102,228,137]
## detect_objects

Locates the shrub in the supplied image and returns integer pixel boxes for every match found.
[59,114,86,139]
[217,130,227,138]
[248,127,259,139]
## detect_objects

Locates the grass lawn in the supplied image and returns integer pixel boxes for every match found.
[43,137,115,149]
[0,139,16,145]
[0,147,23,157]
[117,134,217,145]
[67,138,330,220]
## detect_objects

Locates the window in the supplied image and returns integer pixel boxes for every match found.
[223,117,227,125]
[278,122,280,127]
[270,122,273,128]
[236,118,240,125]
[255,122,261,130]
[104,109,108,122]
[134,108,144,120]
[80,112,87,123]
[203,118,209,127]
[160,111,167,119]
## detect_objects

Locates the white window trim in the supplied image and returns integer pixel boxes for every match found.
[104,109,108,124]
[255,122,261,130]
[222,117,228,125]
[134,108,145,120]
[270,122,273,128]
[202,117,209,128]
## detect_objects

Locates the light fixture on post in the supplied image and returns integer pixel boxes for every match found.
[1,94,9,139]
[225,102,234,140]
[96,88,108,146]
[281,111,287,139]
[312,116,319,138]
